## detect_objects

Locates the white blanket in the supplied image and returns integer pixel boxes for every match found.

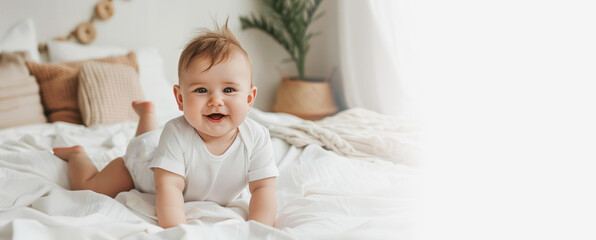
[267,108,419,165]
[0,109,417,239]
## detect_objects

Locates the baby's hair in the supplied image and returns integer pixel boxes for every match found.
[178,18,253,85]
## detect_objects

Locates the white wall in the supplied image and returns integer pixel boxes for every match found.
[0,0,340,112]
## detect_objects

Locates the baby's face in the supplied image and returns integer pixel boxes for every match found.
[175,52,255,141]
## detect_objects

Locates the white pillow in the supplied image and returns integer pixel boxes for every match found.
[0,18,41,62]
[47,41,181,125]
[134,48,181,125]
[47,40,128,63]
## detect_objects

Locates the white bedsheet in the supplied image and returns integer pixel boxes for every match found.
[0,109,417,240]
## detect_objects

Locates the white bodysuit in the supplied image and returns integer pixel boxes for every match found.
[122,116,278,206]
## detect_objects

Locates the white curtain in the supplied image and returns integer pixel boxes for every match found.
[337,0,416,117]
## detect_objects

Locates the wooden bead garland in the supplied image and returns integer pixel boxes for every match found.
[38,0,121,52]
[75,22,97,44]
[96,0,115,20]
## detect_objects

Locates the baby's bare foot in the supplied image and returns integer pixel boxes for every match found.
[53,145,85,162]
[132,101,155,116]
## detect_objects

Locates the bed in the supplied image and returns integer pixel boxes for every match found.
[0,19,419,240]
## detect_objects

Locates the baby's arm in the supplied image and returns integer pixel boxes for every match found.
[248,177,277,226]
[154,168,186,228]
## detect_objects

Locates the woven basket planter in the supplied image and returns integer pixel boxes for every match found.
[273,78,338,120]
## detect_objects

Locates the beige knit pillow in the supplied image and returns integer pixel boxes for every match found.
[26,52,138,124]
[78,61,144,126]
[0,51,47,128]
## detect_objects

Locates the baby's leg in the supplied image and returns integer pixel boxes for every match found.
[54,146,134,198]
[132,101,158,137]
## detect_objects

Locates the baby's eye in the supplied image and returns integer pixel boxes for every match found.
[223,88,236,93]
[195,88,207,93]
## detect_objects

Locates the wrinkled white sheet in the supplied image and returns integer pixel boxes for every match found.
[0,109,417,240]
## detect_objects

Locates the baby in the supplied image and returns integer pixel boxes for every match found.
[53,21,278,228]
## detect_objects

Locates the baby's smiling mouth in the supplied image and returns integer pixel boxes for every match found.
[206,113,226,122]
[208,114,224,120]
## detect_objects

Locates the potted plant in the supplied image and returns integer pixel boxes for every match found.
[240,0,337,120]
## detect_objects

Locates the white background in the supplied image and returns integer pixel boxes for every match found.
[412,0,596,239]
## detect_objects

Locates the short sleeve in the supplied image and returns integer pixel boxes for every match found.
[148,118,186,177]
[247,125,279,182]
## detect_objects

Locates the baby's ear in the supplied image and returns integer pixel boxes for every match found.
[247,86,257,107]
[173,85,184,111]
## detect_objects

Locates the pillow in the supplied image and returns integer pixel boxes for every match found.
[25,52,138,124]
[78,62,144,126]
[135,48,181,124]
[0,51,46,128]
[47,41,180,125]
[47,40,128,63]
[0,19,41,62]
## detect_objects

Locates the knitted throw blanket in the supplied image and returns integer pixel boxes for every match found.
[267,108,418,165]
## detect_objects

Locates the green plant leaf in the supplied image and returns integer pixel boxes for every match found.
[240,0,324,80]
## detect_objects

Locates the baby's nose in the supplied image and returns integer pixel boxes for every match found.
[208,93,224,106]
